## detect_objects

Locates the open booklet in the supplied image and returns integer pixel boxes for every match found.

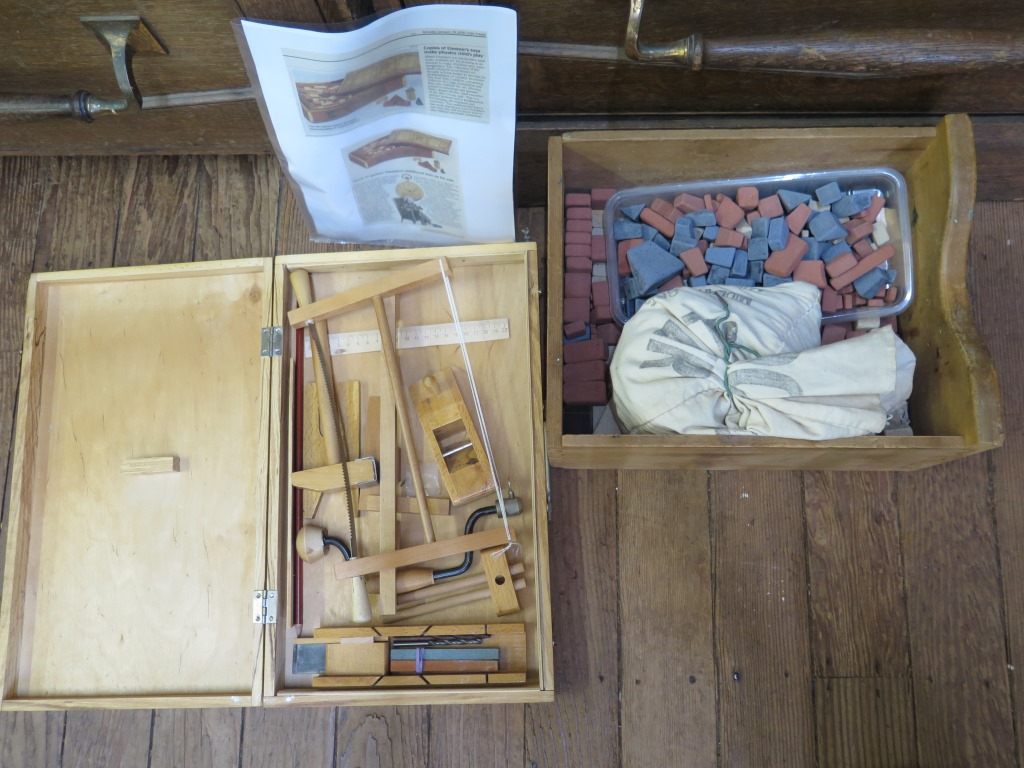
[236,7,517,246]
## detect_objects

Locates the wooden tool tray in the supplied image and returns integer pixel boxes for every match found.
[546,115,1004,471]
[0,243,552,710]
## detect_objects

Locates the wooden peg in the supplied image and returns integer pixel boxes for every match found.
[121,456,179,474]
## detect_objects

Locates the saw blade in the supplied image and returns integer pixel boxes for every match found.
[307,321,357,555]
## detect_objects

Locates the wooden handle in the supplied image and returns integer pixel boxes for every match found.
[703,31,1024,77]
[290,269,342,465]
[398,562,526,607]
[395,567,436,595]
[351,572,373,623]
[372,295,435,543]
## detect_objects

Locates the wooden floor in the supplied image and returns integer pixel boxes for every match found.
[1,155,1023,767]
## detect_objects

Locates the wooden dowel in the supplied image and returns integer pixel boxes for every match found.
[372,295,434,543]
[398,562,526,607]
[385,577,526,623]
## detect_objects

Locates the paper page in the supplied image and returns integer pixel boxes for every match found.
[238,8,517,246]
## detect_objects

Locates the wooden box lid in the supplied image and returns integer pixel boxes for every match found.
[0,260,275,707]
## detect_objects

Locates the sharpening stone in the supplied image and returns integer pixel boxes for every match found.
[293,644,327,675]
[390,647,501,661]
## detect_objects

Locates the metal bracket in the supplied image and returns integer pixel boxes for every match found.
[0,16,167,123]
[253,590,278,624]
[624,0,703,68]
[261,327,284,358]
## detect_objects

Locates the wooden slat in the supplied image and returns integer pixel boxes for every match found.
[899,455,1017,766]
[29,157,124,275]
[815,677,916,768]
[113,157,203,267]
[713,471,814,766]
[0,712,62,768]
[804,472,909,677]
[150,709,242,768]
[618,470,715,766]
[968,200,1024,767]
[334,707,429,764]
[525,469,619,768]
[194,155,281,262]
[429,705,524,768]
[0,157,58,351]
[275,185,369,257]
[240,707,334,767]
[61,711,152,767]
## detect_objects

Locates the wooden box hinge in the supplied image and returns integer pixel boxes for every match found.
[260,326,283,358]
[253,590,278,624]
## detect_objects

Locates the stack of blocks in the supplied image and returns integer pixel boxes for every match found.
[562,189,622,407]
[608,182,903,345]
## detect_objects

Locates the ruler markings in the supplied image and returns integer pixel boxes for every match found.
[303,318,509,357]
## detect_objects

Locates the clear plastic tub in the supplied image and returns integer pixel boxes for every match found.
[602,167,913,326]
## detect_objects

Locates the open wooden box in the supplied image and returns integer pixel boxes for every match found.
[546,114,1004,471]
[0,243,553,710]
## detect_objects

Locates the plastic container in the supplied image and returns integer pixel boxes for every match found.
[602,168,914,327]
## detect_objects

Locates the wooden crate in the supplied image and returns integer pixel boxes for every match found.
[0,244,553,710]
[546,115,1003,470]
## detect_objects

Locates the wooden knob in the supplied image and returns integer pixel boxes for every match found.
[296,525,327,563]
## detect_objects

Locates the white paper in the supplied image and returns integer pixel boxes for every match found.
[238,7,517,245]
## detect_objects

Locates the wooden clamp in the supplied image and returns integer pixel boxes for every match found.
[410,369,494,505]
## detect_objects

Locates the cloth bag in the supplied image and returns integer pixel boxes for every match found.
[609,283,913,440]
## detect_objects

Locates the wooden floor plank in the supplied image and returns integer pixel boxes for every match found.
[61,711,152,768]
[804,472,910,676]
[113,156,203,267]
[150,709,242,768]
[899,455,1017,767]
[618,470,716,768]
[241,707,334,768]
[0,157,58,352]
[0,712,63,768]
[275,185,367,257]
[815,677,916,768]
[968,200,1024,767]
[194,155,281,262]
[524,468,619,768]
[335,707,429,767]
[29,157,124,274]
[713,471,814,768]
[429,706,523,768]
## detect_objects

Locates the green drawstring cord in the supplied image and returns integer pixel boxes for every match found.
[711,293,760,408]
